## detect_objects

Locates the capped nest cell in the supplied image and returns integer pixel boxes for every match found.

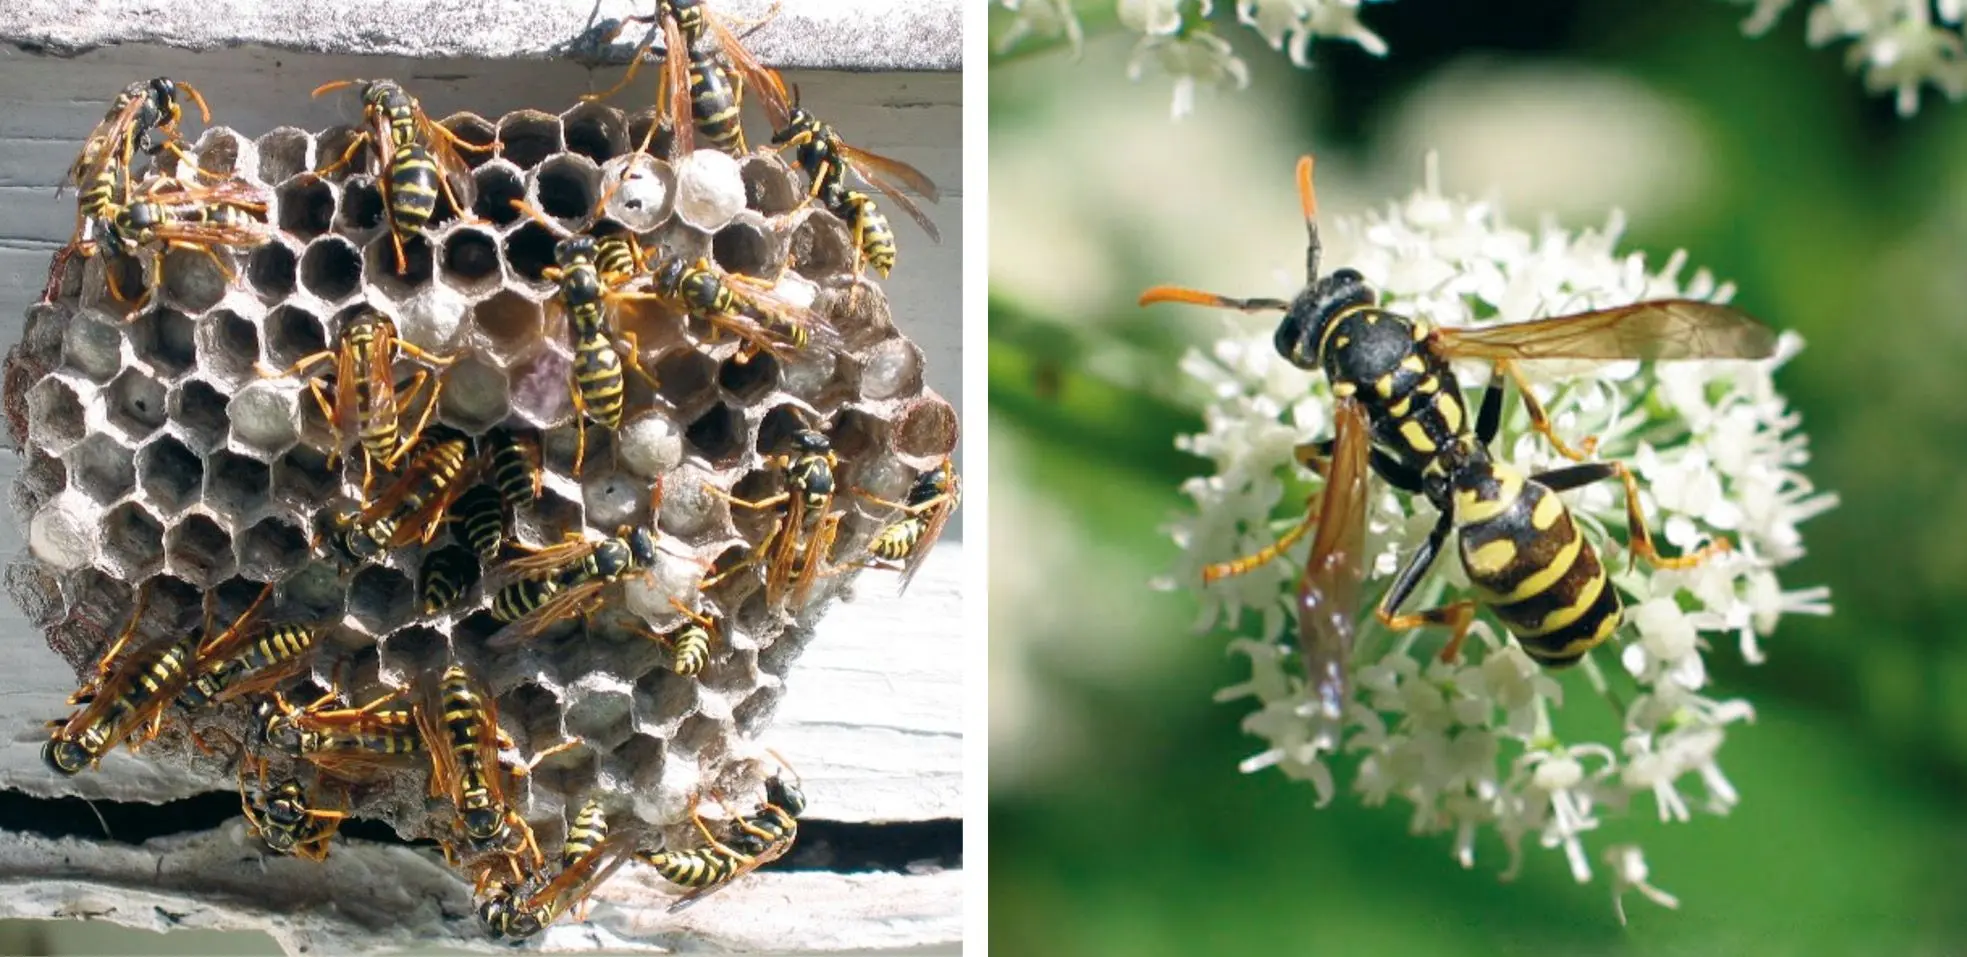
[4,105,956,884]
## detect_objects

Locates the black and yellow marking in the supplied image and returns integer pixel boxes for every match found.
[1454,463,1621,666]
[563,798,609,870]
[449,484,507,561]
[421,543,483,616]
[178,624,317,709]
[438,666,506,842]
[485,428,541,512]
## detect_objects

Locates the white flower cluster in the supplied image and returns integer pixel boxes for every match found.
[1158,156,1836,917]
[992,0,1390,118]
[1731,0,1966,115]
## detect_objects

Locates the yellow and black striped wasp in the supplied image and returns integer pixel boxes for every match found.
[1139,156,1779,716]
[257,308,454,499]
[485,427,544,512]
[624,597,719,677]
[417,664,560,882]
[648,252,838,362]
[239,758,347,862]
[257,687,426,782]
[705,428,842,612]
[638,753,805,911]
[175,582,319,712]
[324,426,477,564]
[745,69,940,279]
[92,175,272,308]
[313,78,489,274]
[509,198,667,477]
[858,458,960,596]
[48,78,214,302]
[477,799,638,939]
[483,482,669,646]
[43,586,200,775]
[585,0,781,156]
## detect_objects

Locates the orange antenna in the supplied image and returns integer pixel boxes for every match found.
[1296,155,1318,223]
[1297,155,1323,282]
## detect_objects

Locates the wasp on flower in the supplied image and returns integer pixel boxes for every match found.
[1148,153,1835,915]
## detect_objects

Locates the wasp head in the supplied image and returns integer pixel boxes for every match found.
[554,234,598,269]
[463,806,506,842]
[1272,267,1376,371]
[478,891,541,939]
[765,773,807,818]
[787,429,831,455]
[145,78,182,126]
[771,102,822,148]
[626,526,660,569]
[43,738,90,776]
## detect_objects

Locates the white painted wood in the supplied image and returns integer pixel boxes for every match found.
[0,41,964,956]
[2,0,962,71]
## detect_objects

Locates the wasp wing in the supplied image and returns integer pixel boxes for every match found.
[840,144,940,205]
[527,831,639,922]
[147,218,275,250]
[663,13,694,155]
[1296,397,1371,720]
[63,91,150,194]
[858,175,940,244]
[894,472,959,598]
[708,15,792,131]
[485,576,612,649]
[787,507,840,612]
[1434,299,1778,362]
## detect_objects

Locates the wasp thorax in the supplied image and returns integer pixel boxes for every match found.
[766,774,806,817]
[1275,267,1377,369]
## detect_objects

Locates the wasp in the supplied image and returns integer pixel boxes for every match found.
[857,458,960,596]
[649,253,836,361]
[638,757,805,911]
[417,665,556,878]
[1139,156,1779,716]
[628,598,718,677]
[258,688,425,781]
[585,1,781,156]
[44,588,199,775]
[509,199,665,477]
[478,800,636,939]
[704,428,842,612]
[448,483,508,562]
[313,78,489,274]
[747,74,940,279]
[175,583,316,710]
[89,176,271,308]
[485,504,664,646]
[328,427,478,563]
[484,427,543,512]
[258,309,454,497]
[239,759,346,862]
[421,543,484,616]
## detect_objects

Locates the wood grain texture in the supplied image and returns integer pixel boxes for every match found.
[2,0,962,71]
[0,43,964,955]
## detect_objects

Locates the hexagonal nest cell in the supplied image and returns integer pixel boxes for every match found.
[5,102,957,918]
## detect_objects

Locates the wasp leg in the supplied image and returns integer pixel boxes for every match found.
[584,16,663,106]
[1529,461,1733,570]
[684,793,748,859]
[614,330,662,390]
[1373,510,1480,662]
[1499,360,1597,462]
[317,130,375,176]
[702,485,791,513]
[568,376,591,478]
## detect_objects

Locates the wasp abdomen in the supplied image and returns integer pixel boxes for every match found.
[1455,464,1621,666]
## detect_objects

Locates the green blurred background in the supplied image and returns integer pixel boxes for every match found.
[988,0,1967,953]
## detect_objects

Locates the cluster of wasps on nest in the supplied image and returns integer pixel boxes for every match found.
[33,1,959,940]
[1142,157,1779,716]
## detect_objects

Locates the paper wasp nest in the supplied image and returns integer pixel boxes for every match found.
[3,104,957,850]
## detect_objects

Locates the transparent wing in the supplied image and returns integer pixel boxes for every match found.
[64,91,149,192]
[894,473,958,597]
[1296,397,1371,719]
[1434,299,1779,362]
[840,144,940,204]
